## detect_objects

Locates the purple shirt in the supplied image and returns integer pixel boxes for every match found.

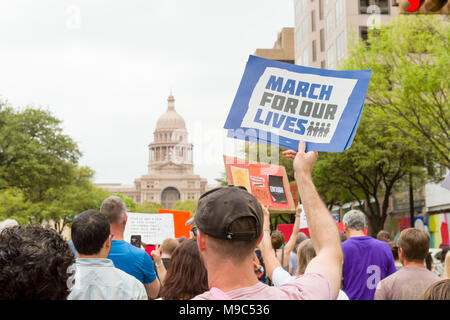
[342,236,396,300]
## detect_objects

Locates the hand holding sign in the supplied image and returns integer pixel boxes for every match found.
[293,141,319,178]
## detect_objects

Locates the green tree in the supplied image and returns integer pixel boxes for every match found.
[0,101,82,202]
[342,15,449,169]
[172,199,198,214]
[136,201,163,213]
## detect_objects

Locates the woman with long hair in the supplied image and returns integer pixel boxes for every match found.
[159,239,208,300]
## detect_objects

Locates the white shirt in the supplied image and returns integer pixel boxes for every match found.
[68,258,148,300]
[272,266,349,300]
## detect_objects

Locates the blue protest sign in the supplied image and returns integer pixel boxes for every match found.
[224,55,372,152]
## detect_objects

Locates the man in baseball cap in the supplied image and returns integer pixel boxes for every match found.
[192,141,343,300]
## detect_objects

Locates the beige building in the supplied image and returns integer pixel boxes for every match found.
[294,0,399,68]
[254,27,295,63]
[100,94,207,209]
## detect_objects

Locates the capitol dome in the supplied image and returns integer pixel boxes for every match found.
[155,94,186,130]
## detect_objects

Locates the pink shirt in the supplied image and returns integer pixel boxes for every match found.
[192,272,333,300]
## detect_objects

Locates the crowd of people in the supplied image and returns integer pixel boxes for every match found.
[0,141,449,300]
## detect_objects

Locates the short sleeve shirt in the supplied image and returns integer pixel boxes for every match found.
[192,272,333,300]
[374,267,441,300]
[342,236,397,300]
[108,240,157,284]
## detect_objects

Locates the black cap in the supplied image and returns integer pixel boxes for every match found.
[193,185,263,241]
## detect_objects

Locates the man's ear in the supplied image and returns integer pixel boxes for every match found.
[256,232,264,246]
[197,231,207,252]
[123,213,128,226]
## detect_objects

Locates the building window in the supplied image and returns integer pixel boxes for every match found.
[326,10,334,39]
[359,0,390,15]
[303,46,309,66]
[320,29,325,52]
[311,10,316,32]
[319,0,324,20]
[335,0,344,26]
[336,31,346,63]
[326,44,335,69]
[321,60,326,69]
[312,40,317,62]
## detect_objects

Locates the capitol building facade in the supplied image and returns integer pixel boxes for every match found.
[100,94,207,209]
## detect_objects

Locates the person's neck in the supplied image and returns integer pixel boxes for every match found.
[347,230,365,238]
[78,252,109,259]
[110,224,125,240]
[205,256,259,293]
[402,260,426,268]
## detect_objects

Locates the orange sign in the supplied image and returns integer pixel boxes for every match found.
[158,209,191,239]
[224,156,296,214]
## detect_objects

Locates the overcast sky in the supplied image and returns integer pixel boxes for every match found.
[0,0,294,187]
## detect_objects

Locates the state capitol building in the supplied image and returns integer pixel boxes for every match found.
[99,94,207,209]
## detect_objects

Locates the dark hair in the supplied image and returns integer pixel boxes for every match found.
[439,246,449,263]
[271,231,285,250]
[425,252,432,271]
[160,240,208,300]
[389,241,399,261]
[0,224,75,300]
[420,279,450,300]
[377,230,390,242]
[71,209,110,255]
[397,228,430,262]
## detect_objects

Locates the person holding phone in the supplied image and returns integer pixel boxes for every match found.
[100,196,160,299]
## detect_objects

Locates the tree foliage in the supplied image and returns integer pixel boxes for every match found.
[171,199,198,214]
[135,201,163,213]
[0,100,111,233]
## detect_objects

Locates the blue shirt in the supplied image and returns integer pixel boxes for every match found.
[108,240,157,284]
[342,236,397,300]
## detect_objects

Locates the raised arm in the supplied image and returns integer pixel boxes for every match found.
[282,206,301,258]
[259,205,282,281]
[285,141,343,299]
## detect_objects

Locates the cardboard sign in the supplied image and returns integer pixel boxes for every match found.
[124,213,175,245]
[158,209,192,239]
[224,55,372,152]
[224,156,296,213]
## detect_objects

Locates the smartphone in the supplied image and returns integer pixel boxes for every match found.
[130,235,142,248]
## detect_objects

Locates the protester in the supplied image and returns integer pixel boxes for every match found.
[435,246,449,277]
[376,230,390,243]
[443,250,450,279]
[270,206,301,271]
[100,196,160,299]
[267,236,349,300]
[374,228,441,300]
[192,141,342,300]
[0,224,75,300]
[341,209,396,300]
[159,239,208,300]
[68,210,147,300]
[389,241,402,271]
[288,232,308,275]
[420,279,450,300]
[159,238,179,269]
[150,238,180,284]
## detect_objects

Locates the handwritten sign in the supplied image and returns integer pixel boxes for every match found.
[124,213,175,245]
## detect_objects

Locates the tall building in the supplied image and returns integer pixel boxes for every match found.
[294,0,399,68]
[254,27,295,64]
[100,93,207,209]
